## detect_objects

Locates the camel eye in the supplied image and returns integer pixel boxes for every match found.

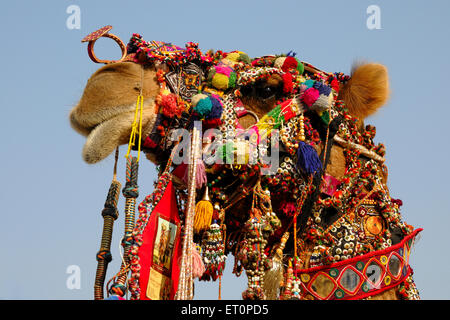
[239,80,281,101]
[257,86,275,99]
[239,84,278,99]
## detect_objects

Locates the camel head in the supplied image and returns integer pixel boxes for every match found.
[72,28,424,302]
[70,27,389,167]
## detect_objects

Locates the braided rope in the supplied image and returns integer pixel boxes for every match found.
[107,156,139,297]
[94,179,121,300]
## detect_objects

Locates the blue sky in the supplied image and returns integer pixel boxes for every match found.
[0,0,449,299]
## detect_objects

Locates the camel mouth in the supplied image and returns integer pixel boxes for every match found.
[69,99,156,164]
[69,101,144,137]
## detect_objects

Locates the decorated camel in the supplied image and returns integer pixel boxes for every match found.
[70,26,421,300]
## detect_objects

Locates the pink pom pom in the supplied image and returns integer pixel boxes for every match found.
[301,87,320,107]
[215,64,233,76]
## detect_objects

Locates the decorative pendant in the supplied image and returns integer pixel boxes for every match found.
[239,181,282,300]
[200,221,226,281]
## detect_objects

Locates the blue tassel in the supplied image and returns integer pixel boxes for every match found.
[287,51,297,57]
[296,141,323,175]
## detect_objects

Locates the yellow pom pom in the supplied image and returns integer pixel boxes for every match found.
[226,52,240,62]
[212,73,230,90]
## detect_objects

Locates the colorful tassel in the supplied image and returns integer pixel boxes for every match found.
[195,160,207,189]
[296,141,322,175]
[194,186,214,233]
[192,245,206,278]
[191,93,223,120]
[203,118,222,129]
[282,73,293,93]
[206,94,223,120]
[301,87,320,107]
[280,201,296,217]
[224,51,251,64]
[183,159,207,189]
[263,232,289,299]
[160,93,183,118]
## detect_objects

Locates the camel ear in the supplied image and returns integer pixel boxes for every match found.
[338,63,390,120]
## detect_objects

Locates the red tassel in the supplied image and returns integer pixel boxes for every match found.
[282,73,293,93]
[280,201,296,217]
[203,118,222,129]
[161,93,182,118]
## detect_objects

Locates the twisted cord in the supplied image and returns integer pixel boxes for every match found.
[176,126,200,300]
[108,156,139,295]
[94,179,121,300]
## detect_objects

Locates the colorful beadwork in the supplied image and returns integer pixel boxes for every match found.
[78,27,422,301]
[288,229,421,300]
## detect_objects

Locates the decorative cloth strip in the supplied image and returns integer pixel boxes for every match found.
[294,228,422,300]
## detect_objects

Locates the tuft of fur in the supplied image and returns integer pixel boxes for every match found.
[339,63,390,120]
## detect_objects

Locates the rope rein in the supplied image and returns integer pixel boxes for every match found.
[94,149,121,300]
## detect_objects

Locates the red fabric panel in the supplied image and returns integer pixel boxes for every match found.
[137,180,181,300]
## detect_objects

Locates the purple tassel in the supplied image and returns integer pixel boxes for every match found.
[206,95,223,120]
[313,81,332,96]
[183,159,207,189]
[296,141,322,175]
